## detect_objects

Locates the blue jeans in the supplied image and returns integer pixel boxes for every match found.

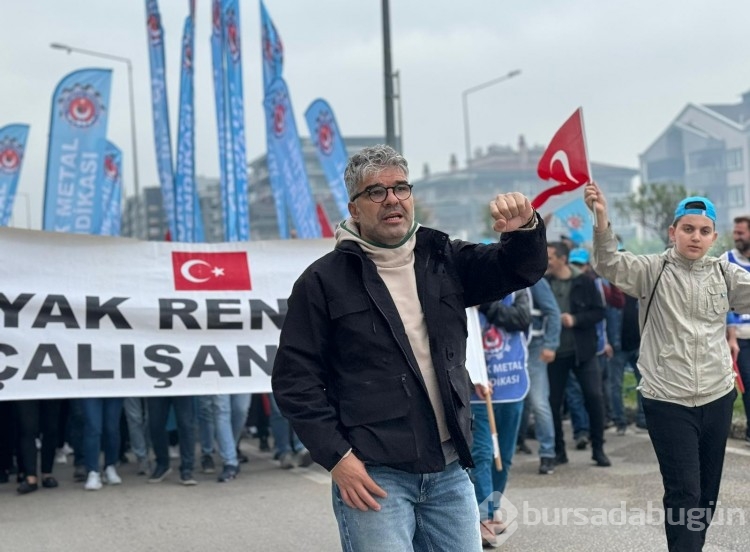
[147,396,195,472]
[123,397,150,460]
[470,401,524,520]
[526,341,556,458]
[332,461,481,551]
[198,394,251,466]
[81,398,124,473]
[229,393,251,443]
[565,374,589,439]
[268,395,304,455]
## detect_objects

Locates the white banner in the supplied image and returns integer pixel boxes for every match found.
[0,228,331,400]
[0,228,487,401]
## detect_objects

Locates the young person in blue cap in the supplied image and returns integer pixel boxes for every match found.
[585,182,750,552]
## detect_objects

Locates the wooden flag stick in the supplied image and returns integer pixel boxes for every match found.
[484,392,503,471]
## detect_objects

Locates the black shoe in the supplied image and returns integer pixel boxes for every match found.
[0,470,8,484]
[554,452,568,465]
[259,436,270,452]
[41,476,59,489]
[217,464,239,482]
[294,449,313,468]
[201,454,216,474]
[575,436,589,450]
[236,448,249,464]
[592,448,611,467]
[180,471,197,486]
[539,457,555,475]
[73,464,87,482]
[148,465,172,483]
[17,480,38,494]
[516,442,532,455]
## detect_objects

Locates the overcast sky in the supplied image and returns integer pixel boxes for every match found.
[2,0,749,229]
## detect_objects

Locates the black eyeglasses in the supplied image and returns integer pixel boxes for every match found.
[350,183,413,203]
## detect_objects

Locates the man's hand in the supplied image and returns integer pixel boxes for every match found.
[560,313,575,328]
[540,349,556,363]
[583,182,609,231]
[331,453,387,512]
[489,192,535,232]
[474,383,491,399]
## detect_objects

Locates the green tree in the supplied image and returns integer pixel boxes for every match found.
[614,182,688,245]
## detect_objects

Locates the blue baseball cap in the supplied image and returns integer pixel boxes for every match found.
[673,196,716,223]
[569,248,590,265]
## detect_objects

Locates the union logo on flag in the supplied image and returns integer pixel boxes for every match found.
[172,252,251,291]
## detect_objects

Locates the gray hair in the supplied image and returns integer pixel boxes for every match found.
[344,144,409,199]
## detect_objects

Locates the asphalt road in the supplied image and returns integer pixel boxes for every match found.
[2,424,749,551]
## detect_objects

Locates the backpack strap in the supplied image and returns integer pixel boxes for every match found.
[643,259,668,328]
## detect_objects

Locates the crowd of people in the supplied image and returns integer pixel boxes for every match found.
[3,144,749,552]
[0,392,311,493]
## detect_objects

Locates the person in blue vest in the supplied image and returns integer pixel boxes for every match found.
[470,290,531,546]
[722,214,750,444]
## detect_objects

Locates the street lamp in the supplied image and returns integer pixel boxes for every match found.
[50,42,141,237]
[462,69,521,167]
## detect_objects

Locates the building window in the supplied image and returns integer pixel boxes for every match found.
[726,149,743,172]
[688,149,724,172]
[729,184,745,207]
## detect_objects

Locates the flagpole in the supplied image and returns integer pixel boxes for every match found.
[579,107,603,231]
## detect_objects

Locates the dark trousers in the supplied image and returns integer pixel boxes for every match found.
[67,399,86,467]
[147,396,195,473]
[643,390,735,552]
[15,399,61,478]
[548,353,605,453]
[736,339,750,437]
[0,401,17,472]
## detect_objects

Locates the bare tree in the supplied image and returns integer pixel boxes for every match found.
[614,182,688,245]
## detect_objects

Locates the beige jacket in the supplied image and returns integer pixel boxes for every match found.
[593,225,750,406]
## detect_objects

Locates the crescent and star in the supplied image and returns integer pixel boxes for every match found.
[180,259,225,283]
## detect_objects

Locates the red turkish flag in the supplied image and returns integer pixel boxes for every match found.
[532,108,591,209]
[172,252,252,291]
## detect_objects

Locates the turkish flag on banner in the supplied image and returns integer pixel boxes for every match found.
[172,251,252,291]
[532,107,591,209]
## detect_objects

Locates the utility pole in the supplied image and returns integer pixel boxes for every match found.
[382,0,396,148]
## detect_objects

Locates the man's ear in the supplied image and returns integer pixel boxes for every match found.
[348,201,358,221]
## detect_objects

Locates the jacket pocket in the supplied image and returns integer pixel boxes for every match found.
[328,294,369,319]
[338,374,418,463]
[705,285,729,315]
[447,365,472,440]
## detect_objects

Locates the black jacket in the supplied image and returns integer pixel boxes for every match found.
[272,220,547,474]
[546,272,605,363]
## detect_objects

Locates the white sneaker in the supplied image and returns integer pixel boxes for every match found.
[168,445,180,459]
[84,471,102,491]
[104,465,122,485]
[54,449,68,464]
[61,442,75,456]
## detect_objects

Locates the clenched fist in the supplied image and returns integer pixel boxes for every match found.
[489,192,536,233]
